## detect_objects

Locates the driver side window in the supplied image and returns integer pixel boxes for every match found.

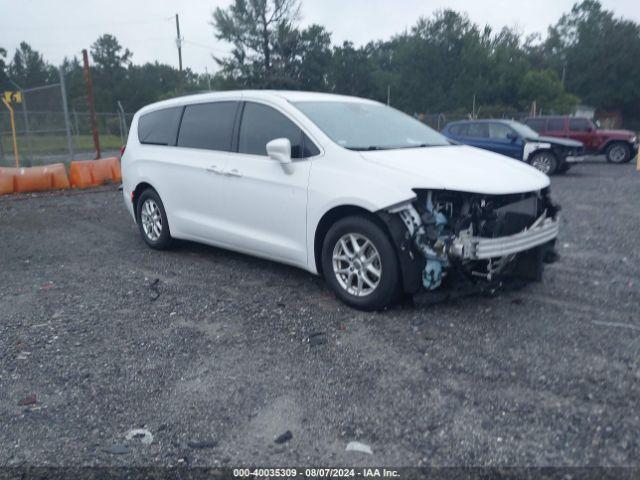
[238,102,319,159]
[489,123,514,140]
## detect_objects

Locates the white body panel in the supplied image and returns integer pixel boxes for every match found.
[122,90,551,275]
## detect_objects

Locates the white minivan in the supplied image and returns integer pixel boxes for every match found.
[122,90,560,310]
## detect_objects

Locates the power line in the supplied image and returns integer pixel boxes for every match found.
[182,39,232,54]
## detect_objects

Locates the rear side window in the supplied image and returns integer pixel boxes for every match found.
[138,107,182,145]
[547,118,565,131]
[466,122,489,138]
[238,102,318,159]
[569,118,591,132]
[177,102,239,151]
[526,118,546,132]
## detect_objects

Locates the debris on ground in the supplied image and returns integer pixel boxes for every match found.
[149,278,161,301]
[18,394,36,406]
[511,298,524,305]
[346,441,373,455]
[103,444,131,455]
[592,320,640,331]
[274,430,293,444]
[125,428,154,445]
[187,440,217,449]
[306,331,327,347]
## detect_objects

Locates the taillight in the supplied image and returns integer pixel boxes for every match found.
[120,145,126,158]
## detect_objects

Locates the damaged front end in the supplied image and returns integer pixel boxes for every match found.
[378,188,560,295]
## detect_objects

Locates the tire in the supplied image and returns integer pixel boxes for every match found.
[136,189,172,249]
[529,151,558,175]
[321,215,401,311]
[557,162,571,174]
[605,142,631,163]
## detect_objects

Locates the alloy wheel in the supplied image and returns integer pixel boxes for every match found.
[531,153,554,174]
[141,198,162,241]
[332,233,382,297]
[608,145,627,163]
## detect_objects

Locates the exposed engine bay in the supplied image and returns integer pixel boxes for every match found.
[379,188,560,294]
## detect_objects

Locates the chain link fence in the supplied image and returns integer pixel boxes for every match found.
[0,78,132,168]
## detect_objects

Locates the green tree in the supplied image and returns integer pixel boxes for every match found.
[89,34,133,111]
[0,47,9,90]
[544,0,640,122]
[90,34,132,73]
[8,42,52,88]
[211,0,301,86]
[518,69,579,112]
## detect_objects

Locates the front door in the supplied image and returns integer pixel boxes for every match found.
[487,123,523,159]
[212,101,316,267]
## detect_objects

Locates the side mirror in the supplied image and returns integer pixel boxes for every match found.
[266,138,294,174]
[506,132,518,143]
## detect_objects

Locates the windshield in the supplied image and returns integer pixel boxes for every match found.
[293,101,451,150]
[508,121,540,139]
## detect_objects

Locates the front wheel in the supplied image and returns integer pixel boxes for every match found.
[321,216,401,311]
[605,142,631,163]
[529,151,558,175]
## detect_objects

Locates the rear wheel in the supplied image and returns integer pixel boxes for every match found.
[529,151,558,175]
[605,142,631,163]
[321,216,400,310]
[136,189,172,249]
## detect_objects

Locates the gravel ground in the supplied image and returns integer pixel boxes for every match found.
[0,160,639,468]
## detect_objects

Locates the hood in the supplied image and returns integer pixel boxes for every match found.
[359,145,550,195]
[536,136,584,148]
[596,128,635,139]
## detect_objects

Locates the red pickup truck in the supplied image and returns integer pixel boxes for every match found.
[524,116,638,164]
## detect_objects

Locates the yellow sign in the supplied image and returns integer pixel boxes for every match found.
[3,91,22,103]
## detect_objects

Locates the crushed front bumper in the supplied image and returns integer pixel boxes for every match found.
[452,214,560,260]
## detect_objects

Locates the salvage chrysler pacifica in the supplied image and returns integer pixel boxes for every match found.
[122,91,560,310]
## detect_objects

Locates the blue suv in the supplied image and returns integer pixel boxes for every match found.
[442,119,584,175]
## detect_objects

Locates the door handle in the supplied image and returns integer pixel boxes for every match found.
[206,165,222,174]
[225,168,243,177]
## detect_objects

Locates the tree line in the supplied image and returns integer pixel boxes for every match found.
[1,0,639,126]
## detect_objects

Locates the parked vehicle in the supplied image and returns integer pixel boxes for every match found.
[122,91,560,310]
[524,116,639,164]
[442,119,584,175]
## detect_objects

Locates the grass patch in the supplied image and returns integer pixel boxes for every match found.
[1,134,124,155]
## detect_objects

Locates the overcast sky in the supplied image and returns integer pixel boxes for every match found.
[1,0,638,74]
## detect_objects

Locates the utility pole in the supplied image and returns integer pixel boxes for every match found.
[175,13,184,93]
[82,49,101,159]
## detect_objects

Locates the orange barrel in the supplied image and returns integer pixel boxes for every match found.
[69,160,95,189]
[0,167,17,195]
[14,166,53,193]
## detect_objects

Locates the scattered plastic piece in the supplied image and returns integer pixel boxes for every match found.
[149,278,160,301]
[18,394,36,406]
[346,441,373,455]
[307,332,327,346]
[274,430,293,444]
[187,440,218,449]
[125,428,154,445]
[104,444,130,455]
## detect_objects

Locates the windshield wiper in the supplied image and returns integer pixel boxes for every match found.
[346,146,390,151]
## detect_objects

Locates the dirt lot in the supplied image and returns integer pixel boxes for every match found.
[1,160,639,468]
